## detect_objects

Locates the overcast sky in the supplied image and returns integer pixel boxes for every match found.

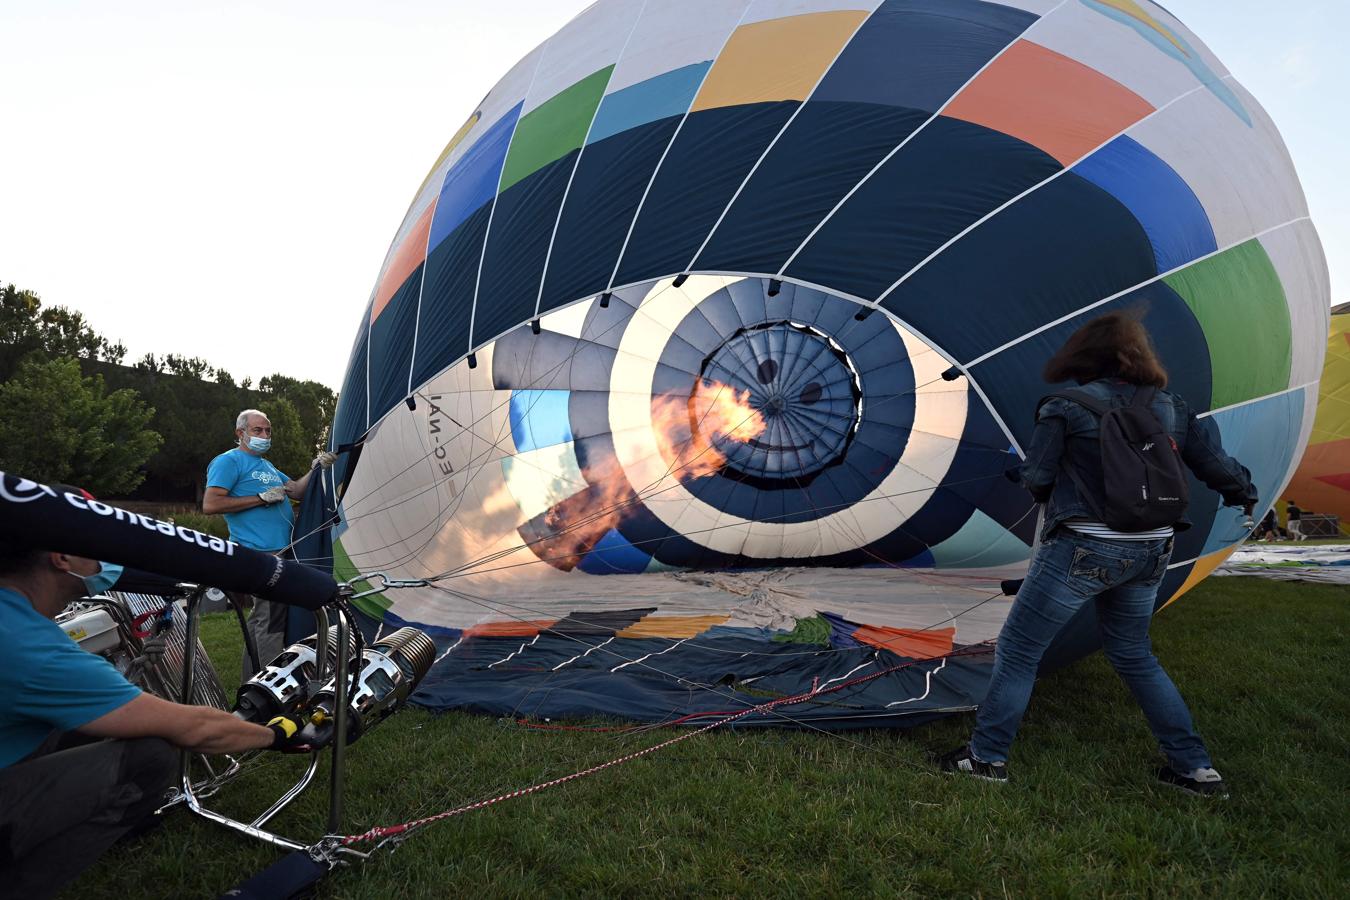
[2,0,1344,390]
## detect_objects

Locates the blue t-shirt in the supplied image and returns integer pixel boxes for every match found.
[0,588,142,768]
[206,447,294,551]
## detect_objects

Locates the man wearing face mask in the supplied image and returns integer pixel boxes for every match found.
[202,409,334,679]
[0,530,304,898]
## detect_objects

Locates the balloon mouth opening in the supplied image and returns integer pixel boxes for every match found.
[690,320,864,484]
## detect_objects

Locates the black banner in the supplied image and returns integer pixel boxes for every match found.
[0,472,337,609]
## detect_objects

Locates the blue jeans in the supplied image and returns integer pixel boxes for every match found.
[970,531,1212,772]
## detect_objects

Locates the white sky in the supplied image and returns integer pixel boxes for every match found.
[2,0,1345,390]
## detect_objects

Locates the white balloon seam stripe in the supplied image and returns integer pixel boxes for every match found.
[604,3,755,292]
[774,0,1073,277]
[341,265,1025,497]
[361,364,874,577]
[1195,381,1317,422]
[335,302,641,537]
[404,161,447,397]
[335,369,1005,581]
[466,52,549,355]
[339,284,681,528]
[329,353,993,569]
[606,275,968,558]
[344,270,682,559]
[871,80,1215,307]
[340,180,1317,577]
[533,0,653,320]
[962,215,1313,370]
[680,1,884,273]
[343,360,822,575]
[365,301,372,431]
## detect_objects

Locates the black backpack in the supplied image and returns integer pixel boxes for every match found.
[1043,386,1189,531]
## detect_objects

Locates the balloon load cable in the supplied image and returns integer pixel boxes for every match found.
[337,641,994,848]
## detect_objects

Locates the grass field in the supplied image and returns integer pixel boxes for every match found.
[63,578,1348,898]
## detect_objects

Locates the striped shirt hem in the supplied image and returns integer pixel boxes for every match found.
[1063,518,1174,541]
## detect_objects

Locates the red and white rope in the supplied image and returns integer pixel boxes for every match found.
[340,645,990,846]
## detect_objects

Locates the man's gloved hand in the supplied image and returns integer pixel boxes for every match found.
[126,633,169,684]
[141,632,168,663]
[259,486,287,505]
[267,715,309,752]
[311,450,338,470]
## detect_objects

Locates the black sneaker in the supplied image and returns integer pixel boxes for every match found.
[937,745,1008,782]
[1157,765,1228,797]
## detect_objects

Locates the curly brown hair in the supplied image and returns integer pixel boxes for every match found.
[1042,311,1168,388]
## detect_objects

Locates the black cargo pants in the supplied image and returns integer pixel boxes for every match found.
[0,734,176,899]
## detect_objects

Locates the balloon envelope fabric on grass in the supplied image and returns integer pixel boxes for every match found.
[319,0,1329,727]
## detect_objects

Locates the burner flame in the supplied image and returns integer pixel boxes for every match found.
[649,378,767,480]
[534,380,768,567]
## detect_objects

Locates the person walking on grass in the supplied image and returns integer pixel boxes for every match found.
[1284,500,1306,541]
[938,312,1257,796]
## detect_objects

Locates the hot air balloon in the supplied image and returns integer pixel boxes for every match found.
[315,0,1329,726]
[1281,302,1350,536]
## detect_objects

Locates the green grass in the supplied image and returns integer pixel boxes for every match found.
[164,510,231,539]
[64,579,1349,898]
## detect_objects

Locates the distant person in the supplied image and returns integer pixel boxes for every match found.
[0,521,305,898]
[938,312,1256,797]
[202,409,333,678]
[1284,500,1306,541]
[1255,507,1284,542]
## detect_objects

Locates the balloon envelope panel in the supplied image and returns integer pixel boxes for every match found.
[1281,304,1350,533]
[326,0,1328,726]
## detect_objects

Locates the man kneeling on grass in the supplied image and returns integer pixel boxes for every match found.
[0,519,310,899]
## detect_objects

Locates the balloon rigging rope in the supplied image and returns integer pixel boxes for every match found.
[430,564,1009,660]
[337,570,1004,848]
[287,285,1004,567]
[301,297,1023,850]
[287,361,990,569]
[419,470,1015,585]
[326,481,1013,848]
[323,420,1015,849]
[336,618,996,848]
[330,381,1019,580]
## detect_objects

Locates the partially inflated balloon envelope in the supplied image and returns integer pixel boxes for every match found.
[322,0,1329,726]
[1282,303,1350,532]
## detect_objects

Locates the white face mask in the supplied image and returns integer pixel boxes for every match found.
[246,436,272,454]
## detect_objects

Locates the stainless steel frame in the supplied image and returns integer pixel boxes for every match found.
[167,587,365,861]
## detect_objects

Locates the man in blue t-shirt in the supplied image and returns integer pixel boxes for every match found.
[0,535,299,897]
[203,409,334,678]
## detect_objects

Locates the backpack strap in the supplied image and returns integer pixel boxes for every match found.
[1034,389,1111,521]
[1038,389,1111,418]
[1129,385,1157,408]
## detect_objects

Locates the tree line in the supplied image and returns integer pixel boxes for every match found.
[0,282,335,500]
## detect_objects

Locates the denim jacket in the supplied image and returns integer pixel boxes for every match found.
[1017,379,1258,540]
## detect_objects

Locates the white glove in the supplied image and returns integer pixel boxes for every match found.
[259,486,288,504]
[312,450,338,470]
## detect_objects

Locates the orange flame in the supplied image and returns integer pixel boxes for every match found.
[532,379,768,569]
[651,379,767,479]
